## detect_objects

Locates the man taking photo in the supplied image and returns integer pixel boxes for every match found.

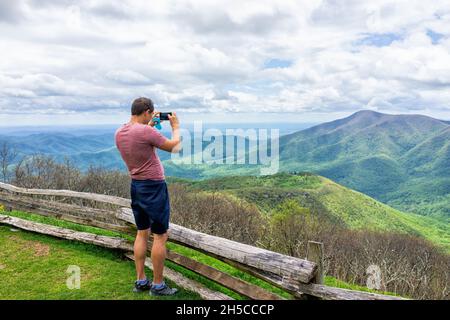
[115,97,180,296]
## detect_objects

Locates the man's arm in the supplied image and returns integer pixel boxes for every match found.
[158,112,181,153]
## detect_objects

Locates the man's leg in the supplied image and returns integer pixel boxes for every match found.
[134,229,150,280]
[151,232,168,284]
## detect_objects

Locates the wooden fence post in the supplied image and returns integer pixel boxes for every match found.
[307,241,324,284]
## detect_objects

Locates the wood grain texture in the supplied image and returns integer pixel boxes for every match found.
[307,241,324,284]
[0,182,130,207]
[0,192,132,233]
[0,214,132,250]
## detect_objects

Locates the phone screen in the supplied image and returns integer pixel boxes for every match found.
[159,112,172,121]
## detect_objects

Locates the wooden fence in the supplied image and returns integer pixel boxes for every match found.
[0,182,404,300]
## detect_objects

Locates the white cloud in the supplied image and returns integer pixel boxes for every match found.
[0,0,449,125]
[105,69,151,85]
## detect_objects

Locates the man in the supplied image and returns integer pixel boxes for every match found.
[115,97,180,296]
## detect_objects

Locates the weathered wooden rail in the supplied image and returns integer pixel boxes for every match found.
[0,182,404,300]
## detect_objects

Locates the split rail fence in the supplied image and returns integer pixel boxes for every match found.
[0,182,403,300]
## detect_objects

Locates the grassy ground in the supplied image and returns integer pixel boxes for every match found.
[0,208,400,299]
[0,209,289,300]
[0,225,200,300]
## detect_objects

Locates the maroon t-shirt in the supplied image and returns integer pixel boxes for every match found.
[115,123,167,180]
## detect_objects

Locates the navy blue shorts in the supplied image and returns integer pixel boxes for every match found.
[130,179,170,234]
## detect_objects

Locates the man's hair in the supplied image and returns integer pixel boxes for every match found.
[131,97,154,115]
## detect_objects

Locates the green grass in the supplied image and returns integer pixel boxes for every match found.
[1,208,292,300]
[0,209,286,300]
[1,209,130,240]
[0,225,200,300]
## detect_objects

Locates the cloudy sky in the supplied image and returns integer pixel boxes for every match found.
[0,0,449,126]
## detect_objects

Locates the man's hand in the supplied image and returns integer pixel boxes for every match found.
[148,111,160,127]
[158,112,181,153]
[168,112,179,130]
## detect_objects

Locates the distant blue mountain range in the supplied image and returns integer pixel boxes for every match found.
[0,112,448,221]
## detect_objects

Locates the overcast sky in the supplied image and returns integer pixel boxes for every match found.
[0,0,449,126]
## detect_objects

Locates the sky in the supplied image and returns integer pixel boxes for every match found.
[0,0,450,126]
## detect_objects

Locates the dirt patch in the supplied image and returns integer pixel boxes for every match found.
[0,263,6,270]
[8,235,50,257]
[33,242,50,257]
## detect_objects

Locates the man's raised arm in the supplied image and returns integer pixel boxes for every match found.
[158,112,181,153]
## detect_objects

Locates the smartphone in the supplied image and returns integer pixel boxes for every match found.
[159,112,172,121]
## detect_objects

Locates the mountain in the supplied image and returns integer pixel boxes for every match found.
[1,111,448,221]
[280,110,448,172]
[173,173,449,251]
[0,132,114,156]
[162,110,449,221]
[276,110,450,221]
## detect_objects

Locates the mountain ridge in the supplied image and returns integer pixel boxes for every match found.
[275,110,449,220]
[1,110,448,220]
